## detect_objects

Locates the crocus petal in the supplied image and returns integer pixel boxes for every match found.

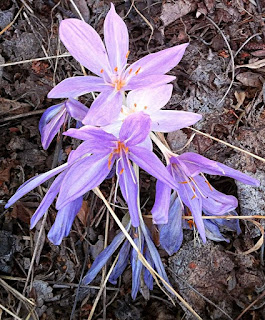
[40,105,66,150]
[47,196,83,245]
[125,75,176,91]
[39,103,64,134]
[131,235,144,299]
[56,154,112,209]
[159,196,184,255]
[65,98,88,121]
[126,85,173,114]
[118,154,139,227]
[119,112,151,146]
[129,146,179,191]
[207,209,241,235]
[144,248,154,290]
[217,163,260,186]
[30,172,66,229]
[82,89,123,126]
[109,239,131,285]
[151,110,202,132]
[5,163,68,209]
[137,135,153,151]
[48,76,107,98]
[104,3,129,71]
[151,178,171,224]
[64,125,116,142]
[59,19,111,77]
[126,43,188,78]
[82,224,130,284]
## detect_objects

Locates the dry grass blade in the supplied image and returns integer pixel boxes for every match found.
[87,254,119,320]
[69,0,85,21]
[189,127,265,163]
[234,290,265,320]
[236,58,265,69]
[0,6,24,36]
[0,303,23,320]
[93,187,203,320]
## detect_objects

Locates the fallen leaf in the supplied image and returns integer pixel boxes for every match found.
[234,91,246,110]
[236,72,263,87]
[77,200,90,226]
[236,58,265,69]
[161,0,197,26]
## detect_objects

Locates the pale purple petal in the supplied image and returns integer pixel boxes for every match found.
[137,135,153,151]
[151,110,202,132]
[126,43,188,78]
[30,172,66,229]
[144,248,154,290]
[39,105,66,150]
[82,89,123,126]
[65,98,88,121]
[59,19,111,77]
[126,85,173,113]
[125,75,176,91]
[39,103,64,134]
[151,178,171,224]
[64,125,116,142]
[48,76,107,98]
[119,112,151,146]
[109,239,131,285]
[131,235,143,299]
[129,146,179,191]
[104,3,129,71]
[56,154,112,209]
[118,154,139,227]
[83,225,130,285]
[159,196,183,255]
[48,196,83,245]
[206,210,241,235]
[204,220,230,243]
[5,163,68,209]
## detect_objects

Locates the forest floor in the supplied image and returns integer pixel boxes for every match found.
[0,0,265,319]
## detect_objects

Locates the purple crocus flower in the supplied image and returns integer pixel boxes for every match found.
[59,112,179,227]
[39,98,88,149]
[102,84,202,144]
[4,162,83,245]
[152,152,259,242]
[48,3,188,126]
[83,218,171,299]
[159,193,242,255]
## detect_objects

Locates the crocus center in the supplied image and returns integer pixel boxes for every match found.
[108,141,129,169]
[112,78,126,91]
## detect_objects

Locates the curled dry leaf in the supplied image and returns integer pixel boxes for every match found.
[236,58,265,69]
[234,91,246,110]
[236,72,263,87]
[242,220,264,255]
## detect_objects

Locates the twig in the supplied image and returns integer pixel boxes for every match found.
[0,5,24,36]
[188,127,265,163]
[69,0,85,21]
[0,109,46,123]
[205,16,235,105]
[0,303,22,320]
[234,290,265,320]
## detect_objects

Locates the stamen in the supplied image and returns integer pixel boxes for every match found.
[126,50,130,59]
[191,195,196,200]
[144,106,148,110]
[100,69,104,73]
[114,66,118,72]
[129,68,133,74]
[125,147,129,153]
[205,180,213,191]
[108,153,113,169]
[135,67,141,75]
[179,181,188,184]
[134,103,137,107]
[119,168,124,175]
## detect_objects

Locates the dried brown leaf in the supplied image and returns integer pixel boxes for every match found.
[161,0,197,26]
[236,72,263,87]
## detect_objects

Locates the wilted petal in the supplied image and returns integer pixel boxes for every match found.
[126,85,173,114]
[104,3,129,71]
[125,75,176,91]
[30,172,66,229]
[47,196,83,245]
[56,154,112,209]
[65,98,88,121]
[144,248,154,290]
[5,163,68,209]
[205,209,241,235]
[131,235,144,299]
[109,239,131,285]
[151,110,202,132]
[83,224,131,284]
[129,146,179,191]
[39,103,64,134]
[126,43,188,78]
[118,154,139,227]
[82,89,123,126]
[204,219,230,243]
[159,196,184,255]
[151,178,171,224]
[48,76,107,98]
[59,19,111,77]
[39,105,66,150]
[119,112,151,146]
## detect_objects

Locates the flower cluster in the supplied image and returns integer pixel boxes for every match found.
[5,3,260,299]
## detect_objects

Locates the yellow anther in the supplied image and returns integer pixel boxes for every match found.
[119,168,124,175]
[205,180,213,191]
[129,68,133,74]
[114,66,118,72]
[134,103,137,107]
[179,181,188,184]
[135,67,141,75]
[144,106,148,110]
[100,69,104,73]
[191,195,196,200]
[126,50,130,59]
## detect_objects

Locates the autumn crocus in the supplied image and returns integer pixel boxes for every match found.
[83,218,171,299]
[103,84,202,147]
[4,162,83,245]
[59,112,179,227]
[48,3,188,126]
[39,98,88,149]
[151,150,260,242]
